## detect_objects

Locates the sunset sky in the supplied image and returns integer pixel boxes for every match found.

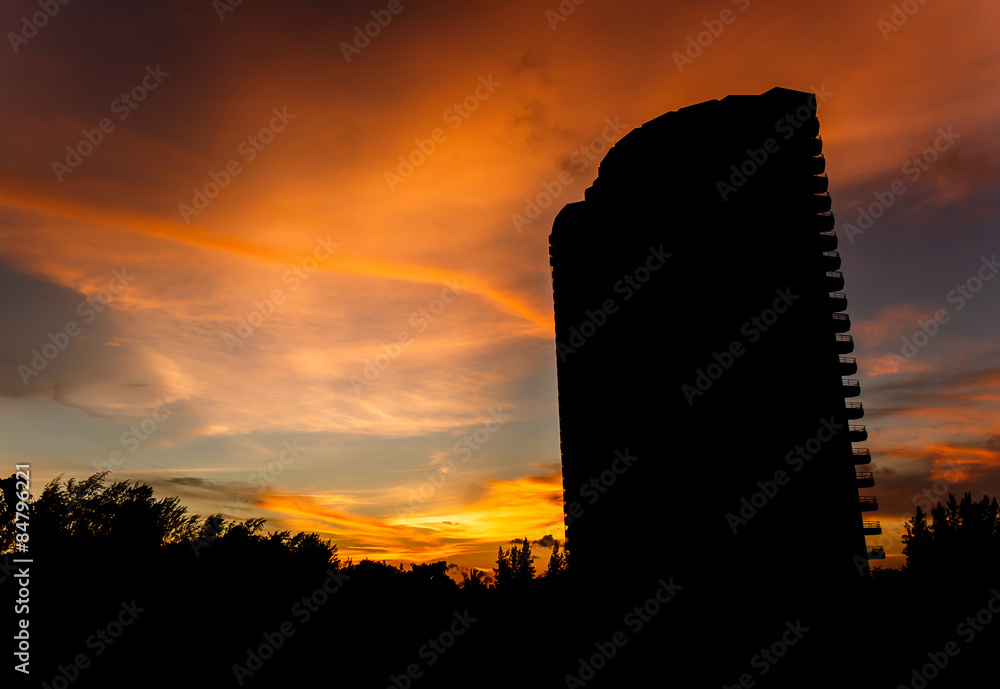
[2,0,998,574]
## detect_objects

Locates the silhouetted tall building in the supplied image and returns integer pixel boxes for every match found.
[549,87,878,684]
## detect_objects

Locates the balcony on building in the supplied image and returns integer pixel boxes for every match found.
[812,211,835,232]
[803,136,822,157]
[844,401,864,420]
[842,378,861,397]
[838,356,857,375]
[801,118,820,138]
[859,495,879,511]
[853,448,872,465]
[862,521,882,535]
[867,545,886,560]
[856,471,875,488]
[827,291,847,311]
[804,154,826,175]
[835,333,854,354]
[822,250,841,271]
[826,270,845,291]
[849,424,868,442]
[832,312,851,333]
[818,230,838,251]
[807,174,830,194]
[809,192,833,213]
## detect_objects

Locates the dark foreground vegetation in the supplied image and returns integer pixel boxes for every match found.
[2,474,999,688]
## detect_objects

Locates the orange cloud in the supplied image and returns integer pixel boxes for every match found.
[851,302,934,350]
[249,470,564,569]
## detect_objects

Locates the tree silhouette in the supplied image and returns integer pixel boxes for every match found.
[901,505,931,570]
[0,472,344,572]
[902,492,1000,577]
[493,539,537,588]
[19,472,201,556]
[494,545,514,589]
[408,560,456,590]
[461,567,489,590]
[545,540,567,578]
[518,536,535,583]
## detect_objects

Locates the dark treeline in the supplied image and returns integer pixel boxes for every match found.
[900,491,1000,576]
[2,474,999,688]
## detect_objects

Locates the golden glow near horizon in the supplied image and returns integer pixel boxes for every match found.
[2,0,999,573]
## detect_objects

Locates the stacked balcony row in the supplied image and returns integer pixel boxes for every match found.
[813,209,883,561]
